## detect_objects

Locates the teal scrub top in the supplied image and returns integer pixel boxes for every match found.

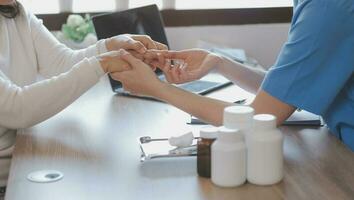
[261,0,354,151]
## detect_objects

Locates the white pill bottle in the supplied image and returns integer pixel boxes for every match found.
[247,114,284,185]
[211,127,246,187]
[223,106,254,139]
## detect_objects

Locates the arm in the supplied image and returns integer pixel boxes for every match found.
[112,52,295,126]
[155,85,294,126]
[29,13,167,78]
[0,50,131,129]
[29,13,107,78]
[153,49,266,94]
[0,58,103,129]
[216,55,266,94]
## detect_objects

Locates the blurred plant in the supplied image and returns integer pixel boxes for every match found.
[61,14,96,43]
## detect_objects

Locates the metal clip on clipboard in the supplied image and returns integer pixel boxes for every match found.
[139,136,198,162]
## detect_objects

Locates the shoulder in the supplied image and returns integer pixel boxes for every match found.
[295,0,354,18]
[290,0,353,37]
[12,3,42,27]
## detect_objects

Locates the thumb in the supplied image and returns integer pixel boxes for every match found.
[119,49,142,68]
[163,50,186,60]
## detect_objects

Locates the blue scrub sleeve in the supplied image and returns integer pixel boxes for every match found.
[261,0,354,115]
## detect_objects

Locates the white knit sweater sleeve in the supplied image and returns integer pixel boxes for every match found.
[28,13,108,78]
[0,58,105,129]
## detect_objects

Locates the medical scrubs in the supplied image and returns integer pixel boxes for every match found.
[262,0,354,151]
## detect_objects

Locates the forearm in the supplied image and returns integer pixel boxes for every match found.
[0,58,104,129]
[251,90,296,126]
[37,39,107,78]
[154,83,232,126]
[215,55,267,94]
[154,83,295,127]
[30,13,107,77]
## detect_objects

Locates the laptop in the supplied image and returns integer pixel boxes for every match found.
[92,5,231,97]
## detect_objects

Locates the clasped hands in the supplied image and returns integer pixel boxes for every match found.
[97,34,222,97]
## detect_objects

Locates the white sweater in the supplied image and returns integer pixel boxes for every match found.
[0,8,108,186]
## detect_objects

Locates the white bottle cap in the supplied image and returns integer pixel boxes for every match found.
[200,126,218,139]
[253,114,277,130]
[223,106,254,129]
[218,127,244,143]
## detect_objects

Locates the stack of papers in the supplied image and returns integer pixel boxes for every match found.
[189,110,323,127]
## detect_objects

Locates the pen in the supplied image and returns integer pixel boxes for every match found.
[234,99,246,105]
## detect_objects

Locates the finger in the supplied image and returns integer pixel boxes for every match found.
[132,35,158,50]
[156,58,170,72]
[127,50,144,60]
[143,51,158,61]
[109,57,131,73]
[160,63,174,83]
[157,53,165,67]
[144,53,156,62]
[146,53,165,67]
[127,40,147,54]
[150,60,161,68]
[171,66,181,83]
[119,49,143,68]
[163,50,187,60]
[154,41,168,50]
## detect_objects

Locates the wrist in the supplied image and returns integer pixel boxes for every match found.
[96,55,109,73]
[151,81,170,100]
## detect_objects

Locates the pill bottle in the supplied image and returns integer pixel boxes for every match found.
[197,127,218,178]
[247,114,284,185]
[211,127,246,187]
[223,106,254,139]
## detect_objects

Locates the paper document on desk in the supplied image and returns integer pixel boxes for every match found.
[188,110,323,126]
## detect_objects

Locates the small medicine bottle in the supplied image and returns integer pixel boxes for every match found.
[211,127,246,187]
[223,106,254,140]
[197,127,218,178]
[247,114,284,185]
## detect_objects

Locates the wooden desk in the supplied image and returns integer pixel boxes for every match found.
[5,77,354,200]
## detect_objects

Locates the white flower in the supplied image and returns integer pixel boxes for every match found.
[67,14,85,27]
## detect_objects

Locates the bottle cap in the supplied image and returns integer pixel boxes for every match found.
[253,114,277,130]
[200,126,218,139]
[223,106,254,129]
[218,127,244,143]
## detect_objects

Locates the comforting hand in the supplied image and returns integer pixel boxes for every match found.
[96,50,131,73]
[156,49,222,84]
[110,50,163,97]
[105,34,168,54]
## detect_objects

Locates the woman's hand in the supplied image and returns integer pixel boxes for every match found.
[110,50,164,97]
[105,34,168,54]
[96,50,132,73]
[156,49,222,84]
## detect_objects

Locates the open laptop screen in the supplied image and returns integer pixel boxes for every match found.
[92,4,168,91]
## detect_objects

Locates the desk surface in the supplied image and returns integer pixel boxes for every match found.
[6,77,354,200]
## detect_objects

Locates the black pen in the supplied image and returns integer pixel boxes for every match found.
[234,99,246,105]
